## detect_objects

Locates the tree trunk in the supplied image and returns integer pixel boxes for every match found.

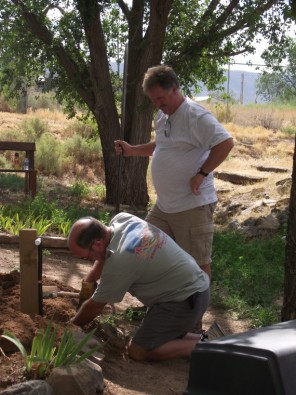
[101,0,173,207]
[281,134,296,321]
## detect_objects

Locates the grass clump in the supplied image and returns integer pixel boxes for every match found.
[69,180,91,199]
[0,192,111,237]
[212,230,285,327]
[1,319,101,379]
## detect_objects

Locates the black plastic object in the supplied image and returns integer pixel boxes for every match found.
[184,320,296,395]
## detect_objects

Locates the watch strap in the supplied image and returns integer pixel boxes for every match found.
[197,167,209,177]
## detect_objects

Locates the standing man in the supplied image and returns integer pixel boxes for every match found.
[68,212,210,361]
[114,65,233,330]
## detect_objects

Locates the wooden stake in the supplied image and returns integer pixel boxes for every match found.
[20,229,39,318]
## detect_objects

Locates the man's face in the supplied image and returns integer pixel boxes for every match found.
[147,85,179,115]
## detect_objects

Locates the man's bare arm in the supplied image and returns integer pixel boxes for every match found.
[72,298,106,327]
[114,140,156,157]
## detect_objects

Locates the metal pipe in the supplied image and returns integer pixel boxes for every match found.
[115,43,129,214]
[35,237,43,316]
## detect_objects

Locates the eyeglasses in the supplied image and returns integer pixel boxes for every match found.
[164,117,171,138]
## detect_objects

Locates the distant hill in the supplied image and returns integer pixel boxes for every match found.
[193,70,263,104]
[111,62,263,104]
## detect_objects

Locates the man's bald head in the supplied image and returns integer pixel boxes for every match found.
[68,216,107,252]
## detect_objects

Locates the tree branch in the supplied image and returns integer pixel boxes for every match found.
[43,4,65,16]
[117,0,131,21]
[10,0,94,109]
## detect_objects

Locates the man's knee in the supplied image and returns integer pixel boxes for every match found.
[128,340,149,361]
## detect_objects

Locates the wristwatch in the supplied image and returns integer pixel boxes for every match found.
[197,167,209,177]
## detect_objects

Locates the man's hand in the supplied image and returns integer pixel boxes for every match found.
[114,140,133,156]
[189,173,204,195]
[77,280,97,309]
[72,299,106,327]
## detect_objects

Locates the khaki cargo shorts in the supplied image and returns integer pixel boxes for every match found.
[146,203,216,267]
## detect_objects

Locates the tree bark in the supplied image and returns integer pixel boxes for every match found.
[281,134,296,321]
[102,0,173,206]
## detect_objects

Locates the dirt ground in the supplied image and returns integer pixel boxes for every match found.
[0,243,252,395]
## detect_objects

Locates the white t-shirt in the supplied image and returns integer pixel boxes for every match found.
[151,97,232,213]
[92,213,209,306]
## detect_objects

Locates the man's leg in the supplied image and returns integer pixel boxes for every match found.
[168,204,216,331]
[128,333,201,361]
[128,289,210,361]
[145,204,174,239]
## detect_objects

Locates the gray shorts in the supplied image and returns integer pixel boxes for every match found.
[132,288,210,351]
[146,204,216,267]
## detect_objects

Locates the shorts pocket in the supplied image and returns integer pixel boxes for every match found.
[190,223,214,266]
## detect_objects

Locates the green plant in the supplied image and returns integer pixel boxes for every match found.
[57,219,72,237]
[27,92,62,111]
[63,134,102,166]
[93,184,106,201]
[36,134,63,176]
[69,180,90,199]
[21,117,49,141]
[1,320,101,379]
[211,230,285,327]
[281,125,296,136]
[0,207,52,236]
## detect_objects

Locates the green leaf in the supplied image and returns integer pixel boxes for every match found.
[1,330,28,358]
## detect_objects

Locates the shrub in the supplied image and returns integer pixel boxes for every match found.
[63,134,102,166]
[21,117,49,141]
[36,134,63,176]
[67,120,97,139]
[27,92,62,111]
[69,180,90,199]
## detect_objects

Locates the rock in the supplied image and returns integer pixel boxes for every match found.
[255,165,289,173]
[276,178,292,196]
[71,329,104,365]
[241,200,263,215]
[0,380,54,395]
[263,198,277,207]
[46,360,104,395]
[276,177,292,186]
[215,171,267,185]
[256,214,280,231]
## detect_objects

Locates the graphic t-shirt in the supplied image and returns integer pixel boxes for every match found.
[92,213,209,306]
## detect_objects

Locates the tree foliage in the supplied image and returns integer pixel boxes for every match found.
[0,1,294,206]
[256,40,296,103]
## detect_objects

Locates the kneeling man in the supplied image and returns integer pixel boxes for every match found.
[68,212,210,361]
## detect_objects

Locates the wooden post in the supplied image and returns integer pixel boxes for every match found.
[20,229,39,318]
[29,170,37,197]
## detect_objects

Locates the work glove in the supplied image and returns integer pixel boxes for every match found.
[77,280,97,310]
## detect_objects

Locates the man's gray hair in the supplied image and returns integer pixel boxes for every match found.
[142,65,179,95]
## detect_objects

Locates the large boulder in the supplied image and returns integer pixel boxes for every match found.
[46,360,104,395]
